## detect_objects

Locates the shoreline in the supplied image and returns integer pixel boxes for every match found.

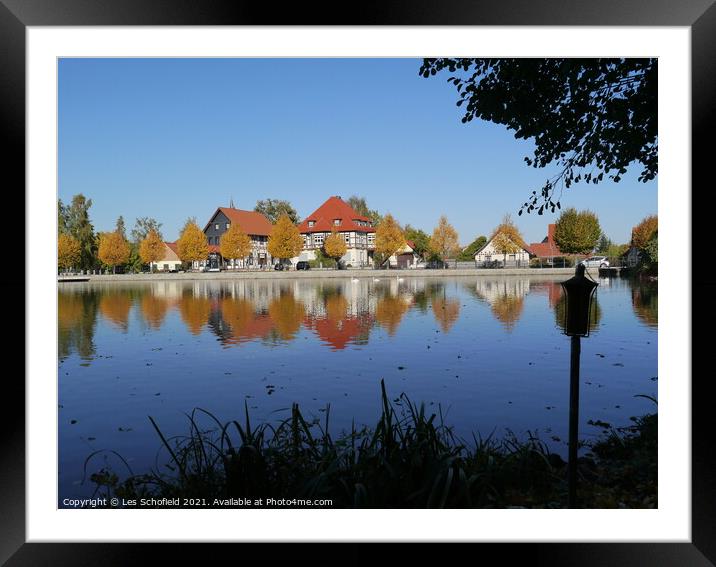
[59,267,581,282]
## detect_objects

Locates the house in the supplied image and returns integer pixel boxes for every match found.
[199,206,274,270]
[151,242,182,272]
[387,240,421,269]
[624,245,642,267]
[295,196,376,267]
[528,224,563,262]
[474,233,531,267]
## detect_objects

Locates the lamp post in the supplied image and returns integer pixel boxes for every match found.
[560,264,598,508]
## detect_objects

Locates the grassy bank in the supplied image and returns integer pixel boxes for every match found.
[86,381,656,508]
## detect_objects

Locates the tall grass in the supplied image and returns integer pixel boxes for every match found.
[86,381,656,508]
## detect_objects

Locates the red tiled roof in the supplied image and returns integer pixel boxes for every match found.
[297,196,375,234]
[208,244,221,253]
[204,207,273,236]
[529,224,563,258]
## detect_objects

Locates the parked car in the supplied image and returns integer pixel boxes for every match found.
[409,262,427,269]
[274,263,285,271]
[296,261,311,271]
[580,256,610,268]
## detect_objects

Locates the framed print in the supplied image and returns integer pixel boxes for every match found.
[4,0,713,563]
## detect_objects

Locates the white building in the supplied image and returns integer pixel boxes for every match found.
[474,233,531,267]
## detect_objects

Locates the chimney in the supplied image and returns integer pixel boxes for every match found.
[548,224,556,242]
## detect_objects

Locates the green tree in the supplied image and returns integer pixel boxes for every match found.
[115,216,127,239]
[347,195,383,226]
[596,233,613,254]
[267,214,303,264]
[375,213,405,269]
[323,229,347,268]
[458,235,487,261]
[58,199,69,235]
[131,217,163,244]
[65,194,97,270]
[254,199,300,224]
[553,208,602,255]
[420,58,657,214]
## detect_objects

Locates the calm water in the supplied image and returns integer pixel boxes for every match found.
[58,275,657,501]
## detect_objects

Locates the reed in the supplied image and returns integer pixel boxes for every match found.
[86,381,657,508]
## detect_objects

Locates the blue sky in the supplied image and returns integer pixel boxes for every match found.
[58,58,656,245]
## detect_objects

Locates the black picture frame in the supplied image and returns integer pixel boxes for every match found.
[5,0,712,563]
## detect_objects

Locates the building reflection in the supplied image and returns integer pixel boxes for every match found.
[467,278,529,331]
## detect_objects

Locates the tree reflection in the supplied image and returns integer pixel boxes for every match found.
[58,289,98,360]
[375,293,411,336]
[140,292,170,329]
[98,289,133,331]
[179,292,212,335]
[491,294,525,331]
[268,293,305,342]
[467,279,529,331]
[431,295,460,332]
[631,283,658,327]
[218,296,274,345]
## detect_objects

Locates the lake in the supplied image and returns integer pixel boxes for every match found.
[58,274,657,502]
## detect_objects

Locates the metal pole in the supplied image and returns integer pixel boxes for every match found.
[568,334,581,508]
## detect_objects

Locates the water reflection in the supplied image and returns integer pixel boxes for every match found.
[467,279,529,331]
[99,289,133,331]
[57,276,655,360]
[631,283,658,327]
[58,290,98,360]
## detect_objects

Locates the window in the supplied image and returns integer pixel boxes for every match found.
[308,220,315,227]
[334,219,341,225]
[226,223,230,229]
[314,233,324,246]
[344,233,351,244]
[215,224,220,230]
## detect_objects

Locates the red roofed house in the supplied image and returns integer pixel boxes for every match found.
[528,224,563,261]
[150,241,182,272]
[295,196,376,267]
[201,206,274,270]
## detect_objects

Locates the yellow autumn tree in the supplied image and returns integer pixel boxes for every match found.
[375,213,405,269]
[429,215,460,267]
[177,221,209,269]
[220,223,252,269]
[490,214,526,265]
[267,213,303,266]
[139,229,165,273]
[323,228,347,269]
[631,215,658,250]
[97,231,130,274]
[58,233,81,272]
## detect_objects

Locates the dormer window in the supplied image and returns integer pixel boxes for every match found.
[334,219,341,226]
[308,220,315,227]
